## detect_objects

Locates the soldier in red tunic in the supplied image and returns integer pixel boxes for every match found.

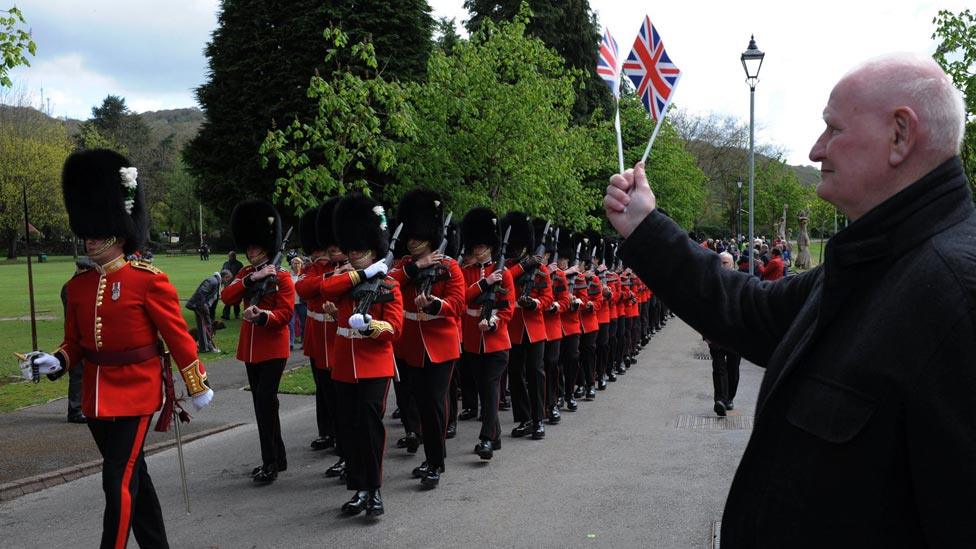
[602,245,621,383]
[577,231,605,401]
[557,233,584,411]
[20,149,213,549]
[320,193,403,517]
[390,190,465,489]
[501,212,554,440]
[539,222,570,424]
[594,243,614,390]
[221,200,295,484]
[460,208,515,460]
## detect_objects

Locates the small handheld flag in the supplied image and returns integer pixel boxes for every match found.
[596,29,625,172]
[622,16,682,162]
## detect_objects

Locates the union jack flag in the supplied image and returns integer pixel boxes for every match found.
[596,29,621,98]
[622,16,681,121]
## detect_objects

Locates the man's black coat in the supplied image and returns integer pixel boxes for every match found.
[620,157,976,547]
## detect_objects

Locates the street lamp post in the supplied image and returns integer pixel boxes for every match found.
[736,180,743,244]
[741,35,765,276]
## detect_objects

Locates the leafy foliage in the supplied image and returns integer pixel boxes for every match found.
[932,8,976,192]
[259,28,417,214]
[0,6,35,88]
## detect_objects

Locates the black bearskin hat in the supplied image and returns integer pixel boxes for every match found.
[532,218,554,255]
[299,208,321,254]
[231,200,282,255]
[500,211,534,259]
[555,229,576,259]
[461,207,499,249]
[315,197,341,249]
[61,149,148,255]
[398,189,443,246]
[334,193,390,258]
[582,229,602,263]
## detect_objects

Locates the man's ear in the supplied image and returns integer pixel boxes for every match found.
[889,106,919,166]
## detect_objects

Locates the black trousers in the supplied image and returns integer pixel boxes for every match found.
[88,415,168,549]
[630,316,641,355]
[596,322,610,380]
[335,377,391,490]
[607,319,618,370]
[394,361,421,435]
[245,359,287,469]
[221,302,240,320]
[709,345,742,405]
[579,330,598,387]
[474,350,508,442]
[651,297,662,331]
[458,351,480,414]
[404,358,455,468]
[508,339,546,423]
[640,302,650,338]
[614,318,628,365]
[311,361,337,441]
[543,338,561,409]
[560,334,581,399]
[448,362,459,424]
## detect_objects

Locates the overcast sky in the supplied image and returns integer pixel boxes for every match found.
[6,0,970,167]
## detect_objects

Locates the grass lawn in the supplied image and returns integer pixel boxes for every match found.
[0,254,250,412]
[274,365,315,396]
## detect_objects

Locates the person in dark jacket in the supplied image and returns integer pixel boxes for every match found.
[605,53,974,547]
[221,251,244,319]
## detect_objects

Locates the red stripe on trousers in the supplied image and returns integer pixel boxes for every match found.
[115,415,150,549]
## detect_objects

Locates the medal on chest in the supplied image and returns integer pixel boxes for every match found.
[111,282,121,301]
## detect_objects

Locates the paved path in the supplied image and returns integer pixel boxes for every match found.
[0,319,761,548]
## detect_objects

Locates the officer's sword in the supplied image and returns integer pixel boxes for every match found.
[173,405,190,514]
[22,180,40,381]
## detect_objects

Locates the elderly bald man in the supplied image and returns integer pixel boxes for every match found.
[606,53,974,547]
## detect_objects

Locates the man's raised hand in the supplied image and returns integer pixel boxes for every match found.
[604,161,657,238]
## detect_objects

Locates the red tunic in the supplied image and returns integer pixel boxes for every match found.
[295,257,331,367]
[560,273,583,336]
[506,261,554,344]
[597,273,612,324]
[576,274,602,334]
[320,270,403,382]
[390,256,465,367]
[221,266,295,363]
[544,269,571,341]
[461,262,516,354]
[605,272,620,321]
[56,257,203,418]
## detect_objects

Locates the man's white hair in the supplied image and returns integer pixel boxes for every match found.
[849,52,966,156]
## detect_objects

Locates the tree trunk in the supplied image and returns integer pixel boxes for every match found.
[5,228,18,259]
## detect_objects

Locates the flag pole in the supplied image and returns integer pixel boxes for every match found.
[614,98,625,173]
[640,73,682,163]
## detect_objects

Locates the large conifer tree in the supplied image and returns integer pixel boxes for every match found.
[185,0,432,217]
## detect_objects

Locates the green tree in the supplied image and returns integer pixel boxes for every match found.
[434,17,461,54]
[464,0,609,121]
[259,28,417,214]
[0,6,35,88]
[397,11,604,230]
[932,9,976,192]
[185,0,433,218]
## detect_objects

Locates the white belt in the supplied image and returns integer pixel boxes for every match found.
[466,308,482,317]
[336,327,367,339]
[307,311,325,322]
[404,310,445,321]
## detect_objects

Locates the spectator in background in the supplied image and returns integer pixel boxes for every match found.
[289,257,306,350]
[221,251,244,320]
[186,271,230,353]
[707,252,741,417]
[762,247,786,281]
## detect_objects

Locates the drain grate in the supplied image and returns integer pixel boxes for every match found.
[674,414,753,430]
[694,351,712,360]
[712,521,721,549]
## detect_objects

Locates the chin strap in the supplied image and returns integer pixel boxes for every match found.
[87,236,117,258]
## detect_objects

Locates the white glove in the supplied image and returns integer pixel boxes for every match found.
[349,313,372,331]
[18,351,62,380]
[363,260,389,279]
[190,388,214,411]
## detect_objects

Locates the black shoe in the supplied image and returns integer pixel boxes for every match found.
[391,407,402,419]
[420,466,443,489]
[498,398,511,411]
[475,439,496,460]
[366,489,384,517]
[573,386,585,399]
[252,464,278,484]
[446,422,457,439]
[67,413,88,424]
[459,408,477,421]
[548,406,561,424]
[556,396,565,409]
[325,458,346,478]
[342,490,370,515]
[714,401,727,417]
[310,435,335,450]
[531,422,545,440]
[412,461,430,479]
[585,386,596,400]
[725,400,734,411]
[597,379,607,390]
[565,397,578,411]
[607,370,617,382]
[511,421,532,438]
[404,432,421,453]
[615,365,627,375]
